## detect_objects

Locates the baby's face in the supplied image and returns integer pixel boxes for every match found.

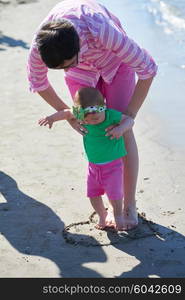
[84,111,105,125]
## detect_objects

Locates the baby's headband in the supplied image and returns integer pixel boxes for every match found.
[72,105,106,120]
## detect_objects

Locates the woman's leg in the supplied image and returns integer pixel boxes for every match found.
[100,64,139,230]
[122,129,139,229]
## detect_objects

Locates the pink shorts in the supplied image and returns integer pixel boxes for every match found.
[87,158,124,200]
[65,63,135,112]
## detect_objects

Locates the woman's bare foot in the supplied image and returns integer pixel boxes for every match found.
[122,205,138,230]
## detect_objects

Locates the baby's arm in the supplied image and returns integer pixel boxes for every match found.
[38,109,74,129]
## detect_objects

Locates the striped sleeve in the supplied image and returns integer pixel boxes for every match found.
[84,13,158,79]
[27,42,50,92]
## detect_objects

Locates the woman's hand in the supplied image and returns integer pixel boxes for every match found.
[67,118,88,136]
[105,124,124,139]
[105,116,134,139]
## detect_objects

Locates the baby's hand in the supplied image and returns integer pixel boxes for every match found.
[38,116,54,129]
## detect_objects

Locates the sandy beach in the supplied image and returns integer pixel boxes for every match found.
[0,0,185,281]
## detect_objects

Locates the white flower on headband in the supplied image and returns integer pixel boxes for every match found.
[72,105,106,120]
[84,105,106,114]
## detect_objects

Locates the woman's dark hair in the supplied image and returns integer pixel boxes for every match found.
[36,20,80,68]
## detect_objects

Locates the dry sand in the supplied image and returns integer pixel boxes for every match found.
[0,0,185,279]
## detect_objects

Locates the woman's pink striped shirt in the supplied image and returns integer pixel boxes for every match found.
[27,0,158,92]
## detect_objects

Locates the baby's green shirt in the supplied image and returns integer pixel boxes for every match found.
[83,109,127,163]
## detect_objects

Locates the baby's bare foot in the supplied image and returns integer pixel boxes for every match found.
[114,215,125,231]
[95,211,108,230]
[105,209,115,228]
[95,223,106,230]
[123,206,138,230]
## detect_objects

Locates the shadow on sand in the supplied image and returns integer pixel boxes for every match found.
[0,171,107,277]
[0,33,29,50]
[63,203,185,278]
[107,219,185,278]
[1,171,185,278]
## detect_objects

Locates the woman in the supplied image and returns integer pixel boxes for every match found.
[27,0,158,230]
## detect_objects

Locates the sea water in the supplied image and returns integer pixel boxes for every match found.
[99,0,185,148]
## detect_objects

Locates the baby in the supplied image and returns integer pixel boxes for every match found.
[39,87,134,230]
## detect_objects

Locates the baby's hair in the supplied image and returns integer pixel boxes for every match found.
[75,87,105,108]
